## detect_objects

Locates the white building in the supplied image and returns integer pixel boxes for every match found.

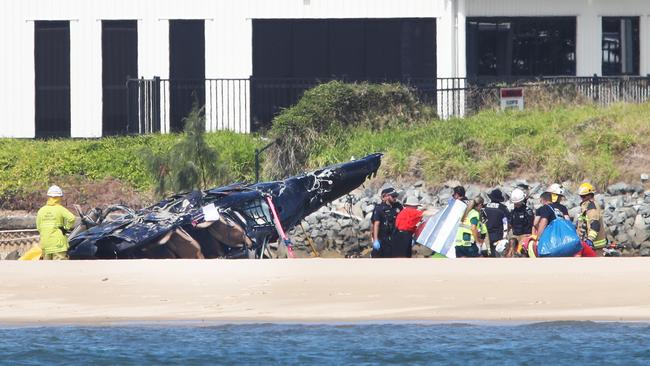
[1,0,649,137]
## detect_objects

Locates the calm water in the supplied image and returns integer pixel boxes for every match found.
[1,322,649,365]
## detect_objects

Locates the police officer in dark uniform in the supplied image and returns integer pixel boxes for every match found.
[371,187,403,258]
[509,188,534,241]
[482,188,510,257]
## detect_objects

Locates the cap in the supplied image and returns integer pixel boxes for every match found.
[381,187,399,197]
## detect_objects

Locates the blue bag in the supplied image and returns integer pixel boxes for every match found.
[537,205,582,257]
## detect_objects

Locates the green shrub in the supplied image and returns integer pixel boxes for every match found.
[142,103,230,196]
[263,80,431,178]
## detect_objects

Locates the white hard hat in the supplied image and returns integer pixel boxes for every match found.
[546,183,564,196]
[47,185,63,197]
[510,188,526,204]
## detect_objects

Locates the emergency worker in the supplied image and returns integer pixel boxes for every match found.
[546,183,570,220]
[36,185,76,260]
[455,196,484,258]
[577,183,607,254]
[393,196,424,258]
[482,189,510,257]
[532,192,564,244]
[509,188,534,244]
[371,187,403,258]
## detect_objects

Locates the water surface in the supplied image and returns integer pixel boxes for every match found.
[1,322,649,365]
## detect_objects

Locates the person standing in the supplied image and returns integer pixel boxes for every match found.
[546,183,570,220]
[36,185,76,260]
[532,192,565,243]
[576,183,607,255]
[482,189,510,257]
[452,186,467,202]
[371,187,403,258]
[509,188,534,244]
[393,196,424,258]
[454,196,485,258]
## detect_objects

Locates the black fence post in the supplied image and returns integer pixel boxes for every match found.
[153,76,161,132]
[592,73,600,103]
[138,76,146,134]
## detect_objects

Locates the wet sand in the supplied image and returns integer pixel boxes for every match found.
[1,258,649,324]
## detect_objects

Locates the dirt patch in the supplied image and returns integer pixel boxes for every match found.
[618,145,650,185]
[1,177,153,213]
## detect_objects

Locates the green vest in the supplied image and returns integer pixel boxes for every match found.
[455,209,480,247]
[36,204,76,254]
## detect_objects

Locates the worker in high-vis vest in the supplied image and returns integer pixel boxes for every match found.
[455,196,484,258]
[36,185,76,260]
[576,182,607,254]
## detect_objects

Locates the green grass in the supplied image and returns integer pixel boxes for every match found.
[0,132,262,201]
[302,103,650,189]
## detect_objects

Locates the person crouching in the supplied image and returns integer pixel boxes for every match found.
[392,196,424,258]
[36,185,76,260]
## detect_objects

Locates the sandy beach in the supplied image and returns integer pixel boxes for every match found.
[1,258,649,324]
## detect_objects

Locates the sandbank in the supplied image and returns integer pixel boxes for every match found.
[0,258,648,325]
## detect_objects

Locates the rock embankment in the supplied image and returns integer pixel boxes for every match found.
[289,180,650,257]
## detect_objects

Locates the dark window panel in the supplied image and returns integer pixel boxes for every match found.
[365,19,401,79]
[466,17,576,78]
[401,19,436,78]
[102,20,138,135]
[602,17,639,76]
[169,20,205,132]
[292,20,329,78]
[328,20,364,79]
[252,20,292,77]
[250,18,436,129]
[35,21,70,138]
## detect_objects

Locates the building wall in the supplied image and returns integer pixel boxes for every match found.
[0,0,446,138]
[465,0,650,76]
[1,0,649,137]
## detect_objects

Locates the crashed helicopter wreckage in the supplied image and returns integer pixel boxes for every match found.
[67,153,382,259]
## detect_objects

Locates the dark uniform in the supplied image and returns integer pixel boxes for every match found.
[482,202,510,257]
[370,202,403,258]
[536,204,566,225]
[510,201,534,236]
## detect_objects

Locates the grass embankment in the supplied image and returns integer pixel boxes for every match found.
[309,103,649,187]
[0,132,261,210]
[266,81,650,189]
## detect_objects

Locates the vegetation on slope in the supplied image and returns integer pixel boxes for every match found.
[1,81,648,210]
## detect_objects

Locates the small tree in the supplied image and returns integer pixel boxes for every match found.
[143,101,227,196]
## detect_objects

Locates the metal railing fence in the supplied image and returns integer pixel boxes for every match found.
[126,75,650,134]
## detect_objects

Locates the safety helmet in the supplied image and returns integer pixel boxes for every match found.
[578,182,596,196]
[546,183,564,196]
[510,188,526,204]
[46,185,63,197]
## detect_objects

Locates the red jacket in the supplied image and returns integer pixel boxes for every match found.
[395,207,423,233]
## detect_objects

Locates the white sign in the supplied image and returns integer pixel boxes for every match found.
[500,88,524,111]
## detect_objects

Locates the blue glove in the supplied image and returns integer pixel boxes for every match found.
[372,240,381,251]
[585,239,594,248]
